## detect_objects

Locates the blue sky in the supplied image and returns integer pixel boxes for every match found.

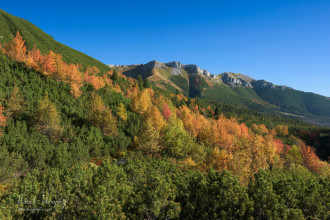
[2,0,330,96]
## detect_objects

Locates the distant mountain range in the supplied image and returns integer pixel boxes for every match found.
[110,61,330,126]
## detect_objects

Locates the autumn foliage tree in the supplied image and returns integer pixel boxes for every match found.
[6,84,25,119]
[87,93,117,137]
[136,116,163,156]
[3,31,27,62]
[32,93,62,138]
[116,103,127,122]
[162,102,172,121]
[275,125,289,137]
[130,89,152,115]
[2,32,114,98]
[300,145,328,174]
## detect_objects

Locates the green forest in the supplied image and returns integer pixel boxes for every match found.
[0,31,329,219]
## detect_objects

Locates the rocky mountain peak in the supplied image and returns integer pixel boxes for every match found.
[166,61,184,69]
[220,72,254,88]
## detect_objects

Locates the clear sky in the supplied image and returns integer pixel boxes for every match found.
[2,0,330,96]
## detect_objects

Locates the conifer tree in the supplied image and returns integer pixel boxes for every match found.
[137,74,143,90]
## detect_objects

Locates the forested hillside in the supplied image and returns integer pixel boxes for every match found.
[0,9,109,72]
[0,31,329,219]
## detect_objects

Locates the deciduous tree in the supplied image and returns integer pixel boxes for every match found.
[6,84,25,119]
[32,93,62,138]
[4,31,27,62]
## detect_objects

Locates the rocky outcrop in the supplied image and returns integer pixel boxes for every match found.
[142,60,165,71]
[220,72,253,88]
[182,64,203,75]
[165,62,217,78]
[166,61,184,69]
[251,80,292,90]
[251,80,275,89]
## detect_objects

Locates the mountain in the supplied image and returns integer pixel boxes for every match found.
[0,9,109,72]
[110,60,330,125]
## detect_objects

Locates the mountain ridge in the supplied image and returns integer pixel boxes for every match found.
[110,60,330,125]
[108,60,296,90]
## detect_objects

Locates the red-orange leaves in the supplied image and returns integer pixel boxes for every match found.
[273,139,284,154]
[162,102,172,121]
[84,67,106,90]
[300,145,324,173]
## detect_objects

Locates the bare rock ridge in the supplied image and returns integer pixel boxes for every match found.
[108,60,217,78]
[108,61,293,90]
[219,72,254,88]
[251,80,293,90]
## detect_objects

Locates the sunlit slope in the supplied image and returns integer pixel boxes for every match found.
[0,9,109,72]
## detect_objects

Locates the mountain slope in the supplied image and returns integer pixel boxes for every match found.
[111,61,276,112]
[111,61,330,124]
[0,9,109,72]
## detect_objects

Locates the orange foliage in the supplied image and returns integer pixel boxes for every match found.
[273,139,284,154]
[178,106,201,137]
[84,72,106,90]
[300,145,324,173]
[85,66,100,75]
[193,104,199,112]
[3,31,27,62]
[2,32,117,98]
[240,123,249,138]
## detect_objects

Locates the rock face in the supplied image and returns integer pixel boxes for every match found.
[142,60,165,71]
[220,72,253,88]
[251,80,292,90]
[165,61,217,78]
[166,61,184,69]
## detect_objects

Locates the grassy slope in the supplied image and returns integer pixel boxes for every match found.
[0,9,110,72]
[254,87,330,118]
